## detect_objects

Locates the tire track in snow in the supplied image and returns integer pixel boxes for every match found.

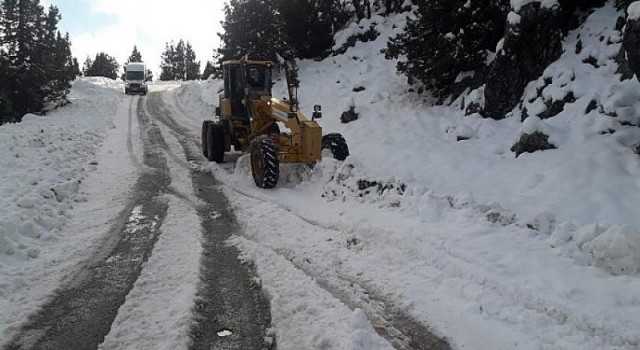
[143,92,196,171]
[274,245,450,350]
[145,91,275,350]
[5,96,171,350]
[228,196,450,350]
[165,85,449,349]
[229,180,631,349]
[126,95,143,170]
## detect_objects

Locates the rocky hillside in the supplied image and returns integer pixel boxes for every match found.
[384,0,640,157]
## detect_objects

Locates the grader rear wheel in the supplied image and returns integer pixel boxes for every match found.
[201,120,213,158]
[206,122,225,163]
[250,136,279,189]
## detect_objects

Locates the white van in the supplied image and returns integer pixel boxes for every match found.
[124,62,148,95]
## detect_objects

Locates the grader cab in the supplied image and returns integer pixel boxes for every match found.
[202,59,349,188]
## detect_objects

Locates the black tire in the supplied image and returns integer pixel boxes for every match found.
[125,88,130,95]
[206,122,225,163]
[201,120,213,157]
[250,136,279,189]
[322,133,349,161]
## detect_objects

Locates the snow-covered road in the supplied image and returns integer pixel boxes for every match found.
[3,83,442,350]
[2,86,273,350]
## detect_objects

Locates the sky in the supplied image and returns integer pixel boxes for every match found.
[40,0,226,77]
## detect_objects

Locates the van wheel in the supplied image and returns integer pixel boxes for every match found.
[251,136,279,188]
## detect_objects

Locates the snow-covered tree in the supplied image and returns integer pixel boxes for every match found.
[159,40,200,81]
[0,0,77,120]
[385,0,509,99]
[216,0,284,62]
[275,0,348,59]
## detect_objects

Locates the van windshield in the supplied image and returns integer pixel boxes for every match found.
[126,71,145,81]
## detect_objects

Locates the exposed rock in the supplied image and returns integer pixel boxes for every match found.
[616,15,626,31]
[521,106,529,122]
[538,92,576,119]
[511,131,557,157]
[623,16,640,81]
[575,39,583,54]
[484,3,564,119]
[465,101,483,115]
[615,47,636,80]
[341,106,359,124]
[585,99,598,114]
[582,55,599,67]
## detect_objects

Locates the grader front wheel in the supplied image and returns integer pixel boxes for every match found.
[201,120,213,158]
[322,133,350,161]
[250,136,279,189]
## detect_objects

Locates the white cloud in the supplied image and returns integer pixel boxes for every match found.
[70,0,226,77]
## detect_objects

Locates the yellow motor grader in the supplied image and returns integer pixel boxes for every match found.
[202,58,349,188]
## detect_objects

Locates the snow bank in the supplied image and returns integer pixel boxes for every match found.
[0,78,121,264]
[174,79,222,122]
[584,224,640,275]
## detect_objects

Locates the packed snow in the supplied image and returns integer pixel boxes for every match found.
[628,1,640,20]
[2,3,640,350]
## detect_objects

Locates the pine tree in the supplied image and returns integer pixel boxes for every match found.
[1,1,77,119]
[85,52,119,79]
[276,0,341,59]
[216,0,285,63]
[0,1,10,119]
[12,0,46,116]
[122,45,152,81]
[352,0,371,20]
[159,40,200,81]
[159,42,176,80]
[127,45,142,62]
[174,40,186,80]
[184,42,200,80]
[386,0,509,98]
[4,0,46,117]
[39,7,76,103]
[82,56,93,76]
[201,61,219,80]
